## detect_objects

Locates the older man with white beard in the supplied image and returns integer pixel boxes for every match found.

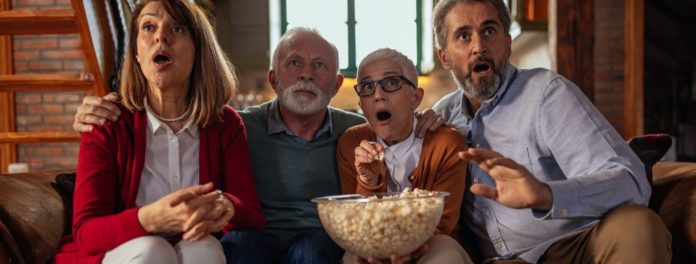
[71,27,445,264]
[217,27,366,264]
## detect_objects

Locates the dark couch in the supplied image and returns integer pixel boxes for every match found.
[1,163,695,263]
[0,169,72,264]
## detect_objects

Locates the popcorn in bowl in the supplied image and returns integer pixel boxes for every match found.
[311,188,448,259]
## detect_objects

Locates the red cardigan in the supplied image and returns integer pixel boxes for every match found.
[54,104,265,264]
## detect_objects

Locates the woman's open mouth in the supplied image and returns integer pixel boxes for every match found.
[152,52,172,69]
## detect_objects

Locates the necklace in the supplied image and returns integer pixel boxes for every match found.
[143,98,190,122]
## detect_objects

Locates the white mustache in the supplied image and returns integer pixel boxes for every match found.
[278,80,330,115]
[288,81,321,95]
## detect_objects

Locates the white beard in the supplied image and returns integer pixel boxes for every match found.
[276,81,332,115]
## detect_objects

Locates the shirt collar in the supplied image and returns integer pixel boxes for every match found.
[377,116,418,158]
[145,108,198,137]
[266,98,333,140]
[460,63,518,117]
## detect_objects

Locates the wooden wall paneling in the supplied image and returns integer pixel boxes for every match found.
[556,0,594,100]
[624,0,644,139]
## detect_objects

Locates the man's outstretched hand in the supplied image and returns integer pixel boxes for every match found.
[460,148,553,210]
[73,92,121,132]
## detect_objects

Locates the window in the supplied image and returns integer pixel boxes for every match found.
[269,0,434,76]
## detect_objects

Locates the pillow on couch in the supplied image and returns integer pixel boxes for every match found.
[627,133,672,184]
[54,173,76,201]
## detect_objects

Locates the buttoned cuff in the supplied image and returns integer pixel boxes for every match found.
[536,180,582,219]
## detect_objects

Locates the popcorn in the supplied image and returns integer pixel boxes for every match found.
[314,189,446,259]
[376,151,385,161]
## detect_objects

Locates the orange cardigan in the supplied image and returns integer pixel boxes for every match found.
[336,124,468,236]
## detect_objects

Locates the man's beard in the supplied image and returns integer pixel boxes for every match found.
[276,81,332,115]
[451,55,505,101]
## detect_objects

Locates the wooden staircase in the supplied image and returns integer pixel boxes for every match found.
[0,0,110,171]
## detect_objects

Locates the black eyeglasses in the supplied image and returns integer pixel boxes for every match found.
[353,76,416,97]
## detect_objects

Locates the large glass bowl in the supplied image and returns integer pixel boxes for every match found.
[312,190,447,259]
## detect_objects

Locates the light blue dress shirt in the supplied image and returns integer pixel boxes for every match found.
[432,64,649,263]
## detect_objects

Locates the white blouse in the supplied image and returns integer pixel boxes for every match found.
[135,111,199,207]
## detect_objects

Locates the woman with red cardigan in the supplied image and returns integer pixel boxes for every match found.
[54,1,264,263]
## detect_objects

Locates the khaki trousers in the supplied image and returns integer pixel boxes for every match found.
[492,205,671,264]
[342,234,473,264]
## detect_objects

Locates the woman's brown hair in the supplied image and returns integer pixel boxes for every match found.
[120,0,237,127]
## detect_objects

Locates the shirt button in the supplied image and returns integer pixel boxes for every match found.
[484,210,491,217]
[561,208,568,216]
[473,177,480,183]
[475,143,480,148]
[495,242,503,249]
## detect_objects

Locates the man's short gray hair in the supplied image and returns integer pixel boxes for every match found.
[433,0,511,50]
[358,48,418,87]
[270,27,340,73]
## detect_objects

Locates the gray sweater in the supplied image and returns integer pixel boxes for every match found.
[240,101,365,250]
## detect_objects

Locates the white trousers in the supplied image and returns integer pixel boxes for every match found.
[102,235,225,264]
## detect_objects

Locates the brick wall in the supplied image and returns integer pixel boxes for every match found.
[593,0,626,135]
[9,0,632,170]
[12,0,86,170]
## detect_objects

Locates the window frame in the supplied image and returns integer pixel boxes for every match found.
[271,0,433,77]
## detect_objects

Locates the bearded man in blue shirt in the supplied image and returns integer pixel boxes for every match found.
[431,0,671,263]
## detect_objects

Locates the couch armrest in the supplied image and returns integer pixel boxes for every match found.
[0,170,73,263]
[650,162,696,263]
[0,221,23,263]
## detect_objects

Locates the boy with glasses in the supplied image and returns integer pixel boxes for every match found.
[336,48,472,264]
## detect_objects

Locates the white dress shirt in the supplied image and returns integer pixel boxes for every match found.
[377,117,423,193]
[135,110,199,207]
